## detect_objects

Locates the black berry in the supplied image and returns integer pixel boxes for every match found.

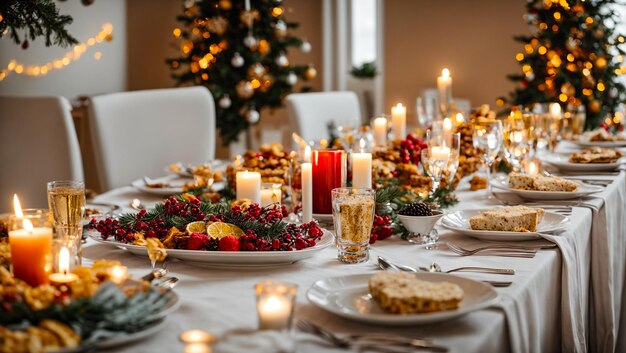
[399,202,433,216]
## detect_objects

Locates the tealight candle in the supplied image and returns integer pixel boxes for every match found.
[351,139,372,189]
[179,330,216,344]
[9,195,53,287]
[455,112,465,126]
[49,247,78,285]
[525,160,541,176]
[372,117,387,146]
[431,145,451,162]
[255,280,297,331]
[109,265,128,284]
[301,146,313,223]
[391,103,406,140]
[236,171,261,204]
[260,183,282,207]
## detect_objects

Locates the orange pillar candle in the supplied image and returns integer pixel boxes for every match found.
[9,195,53,287]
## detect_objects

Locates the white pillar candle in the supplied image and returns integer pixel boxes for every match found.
[301,146,313,223]
[260,186,282,207]
[443,117,453,146]
[437,68,452,113]
[236,171,261,204]
[431,146,450,162]
[391,103,406,140]
[351,139,372,189]
[372,117,387,146]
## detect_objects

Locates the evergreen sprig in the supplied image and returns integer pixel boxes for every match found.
[0,0,78,47]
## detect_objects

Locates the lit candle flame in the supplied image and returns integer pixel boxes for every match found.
[359,138,366,153]
[442,68,450,78]
[304,145,311,163]
[13,194,23,218]
[549,103,562,117]
[394,103,404,110]
[443,117,452,130]
[455,112,464,125]
[59,247,70,275]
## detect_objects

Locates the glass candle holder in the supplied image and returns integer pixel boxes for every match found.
[8,208,53,286]
[331,187,375,264]
[260,183,282,207]
[255,280,297,332]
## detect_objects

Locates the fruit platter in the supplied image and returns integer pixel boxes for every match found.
[0,260,177,352]
[89,194,333,267]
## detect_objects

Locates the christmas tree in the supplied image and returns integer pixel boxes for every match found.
[167,0,316,144]
[507,0,626,128]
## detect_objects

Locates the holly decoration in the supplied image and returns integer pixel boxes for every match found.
[89,194,324,252]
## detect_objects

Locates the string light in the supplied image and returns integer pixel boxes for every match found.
[0,23,113,81]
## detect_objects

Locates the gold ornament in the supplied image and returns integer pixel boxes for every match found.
[240,10,260,28]
[596,57,607,69]
[206,16,228,35]
[588,99,601,113]
[304,66,317,80]
[561,82,575,96]
[258,39,270,55]
[248,63,266,78]
[219,0,232,10]
[593,28,605,39]
[236,81,254,99]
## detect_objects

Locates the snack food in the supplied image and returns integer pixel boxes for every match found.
[508,172,578,192]
[569,147,624,164]
[469,176,488,191]
[469,206,545,232]
[369,272,463,314]
[586,129,626,142]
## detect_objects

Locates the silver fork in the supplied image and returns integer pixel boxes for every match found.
[446,242,537,257]
[297,320,448,352]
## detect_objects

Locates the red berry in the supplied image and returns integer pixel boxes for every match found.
[219,236,241,251]
[369,233,378,244]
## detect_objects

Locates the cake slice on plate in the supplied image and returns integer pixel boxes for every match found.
[469,206,545,232]
[508,172,578,192]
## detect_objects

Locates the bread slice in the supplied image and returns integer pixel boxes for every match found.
[469,206,544,232]
[369,272,463,314]
[508,173,578,192]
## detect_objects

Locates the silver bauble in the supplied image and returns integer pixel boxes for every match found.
[274,20,287,38]
[231,53,245,67]
[244,34,258,48]
[252,63,265,77]
[300,40,312,53]
[275,54,289,67]
[219,95,232,109]
[286,72,298,85]
[246,108,260,124]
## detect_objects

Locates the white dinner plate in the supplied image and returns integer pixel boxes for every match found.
[82,203,119,226]
[570,140,626,148]
[89,230,334,267]
[540,153,625,172]
[131,176,186,196]
[307,272,498,325]
[441,209,569,241]
[490,178,603,200]
[166,160,228,178]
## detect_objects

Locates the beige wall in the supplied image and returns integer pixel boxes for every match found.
[126,0,323,156]
[383,0,528,120]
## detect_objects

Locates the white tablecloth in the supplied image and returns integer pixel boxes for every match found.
[87,168,626,353]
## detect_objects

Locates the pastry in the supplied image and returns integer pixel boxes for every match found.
[469,176,488,191]
[369,272,463,314]
[570,147,623,164]
[508,173,578,192]
[469,206,544,232]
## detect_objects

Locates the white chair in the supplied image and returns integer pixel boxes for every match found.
[88,86,216,191]
[286,91,361,145]
[0,96,84,212]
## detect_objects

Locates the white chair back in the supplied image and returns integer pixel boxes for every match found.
[88,86,216,191]
[286,91,361,145]
[0,96,83,212]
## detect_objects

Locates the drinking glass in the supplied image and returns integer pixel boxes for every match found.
[331,187,375,264]
[531,103,562,153]
[445,133,461,186]
[420,148,450,194]
[47,180,85,265]
[416,97,437,129]
[472,120,503,198]
[425,130,460,187]
[503,117,530,170]
[567,104,586,137]
[255,280,297,352]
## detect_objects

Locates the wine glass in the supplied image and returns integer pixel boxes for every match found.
[426,130,460,187]
[421,147,450,195]
[472,120,503,198]
[503,117,530,171]
[416,97,435,129]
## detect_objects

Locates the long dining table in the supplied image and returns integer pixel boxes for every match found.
[86,144,626,353]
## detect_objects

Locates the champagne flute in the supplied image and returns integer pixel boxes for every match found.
[421,147,450,195]
[472,121,503,198]
[503,118,530,171]
[47,180,86,265]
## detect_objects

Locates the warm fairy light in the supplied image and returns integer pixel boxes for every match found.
[559,93,568,102]
[173,28,182,37]
[567,53,575,62]
[272,7,284,17]
[516,53,524,61]
[94,51,102,60]
[597,82,606,91]
[553,12,561,20]
[1,23,113,80]
[549,102,562,117]
[538,46,547,55]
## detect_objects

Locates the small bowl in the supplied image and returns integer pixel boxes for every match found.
[397,210,444,235]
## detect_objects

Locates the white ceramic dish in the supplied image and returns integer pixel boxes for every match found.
[441,209,569,241]
[490,178,603,200]
[540,153,624,172]
[89,230,334,267]
[397,211,444,235]
[571,140,626,148]
[307,272,498,325]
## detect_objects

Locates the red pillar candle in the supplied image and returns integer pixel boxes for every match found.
[312,150,344,214]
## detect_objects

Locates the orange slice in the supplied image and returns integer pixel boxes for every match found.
[207,222,244,239]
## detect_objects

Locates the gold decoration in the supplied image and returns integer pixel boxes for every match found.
[236,80,254,99]
[596,57,607,69]
[258,39,270,55]
[304,66,317,80]
[588,99,601,113]
[206,16,228,35]
[240,10,260,28]
[219,0,232,10]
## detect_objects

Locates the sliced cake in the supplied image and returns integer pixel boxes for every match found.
[368,272,463,314]
[570,147,623,164]
[469,206,545,232]
[508,173,578,192]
